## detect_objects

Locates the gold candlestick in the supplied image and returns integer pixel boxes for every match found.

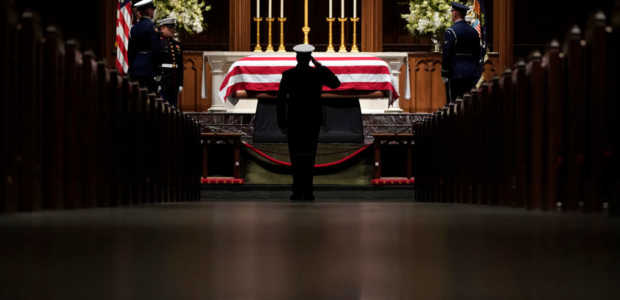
[253,17,263,52]
[326,17,335,52]
[278,17,287,52]
[302,0,310,44]
[350,17,359,52]
[266,17,275,52]
[338,17,348,53]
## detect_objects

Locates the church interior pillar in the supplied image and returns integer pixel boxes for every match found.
[493,0,514,71]
[362,0,382,52]
[229,0,252,51]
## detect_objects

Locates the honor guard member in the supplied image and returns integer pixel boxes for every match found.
[128,0,161,92]
[156,16,183,107]
[442,2,482,103]
[277,44,341,201]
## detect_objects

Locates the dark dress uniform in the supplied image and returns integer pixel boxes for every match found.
[277,48,341,201]
[157,37,183,107]
[128,16,161,92]
[442,18,482,103]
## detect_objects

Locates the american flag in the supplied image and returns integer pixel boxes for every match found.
[115,0,133,74]
[219,54,399,103]
[472,0,482,38]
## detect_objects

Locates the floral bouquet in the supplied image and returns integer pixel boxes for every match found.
[401,0,453,38]
[154,0,211,34]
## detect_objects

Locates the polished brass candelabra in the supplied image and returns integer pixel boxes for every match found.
[253,17,263,52]
[350,17,359,52]
[338,17,348,52]
[278,17,287,52]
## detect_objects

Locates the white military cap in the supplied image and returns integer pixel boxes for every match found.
[293,44,315,53]
[134,0,155,8]
[157,17,177,27]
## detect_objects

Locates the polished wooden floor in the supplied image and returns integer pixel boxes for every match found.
[1,191,619,300]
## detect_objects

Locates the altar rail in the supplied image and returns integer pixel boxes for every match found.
[180,51,500,114]
[414,11,619,214]
[1,7,202,213]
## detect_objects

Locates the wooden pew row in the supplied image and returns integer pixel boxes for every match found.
[1,8,202,213]
[413,10,619,214]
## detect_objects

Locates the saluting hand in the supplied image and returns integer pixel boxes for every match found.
[310,56,322,68]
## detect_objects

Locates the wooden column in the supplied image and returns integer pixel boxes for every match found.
[408,52,446,113]
[493,0,514,70]
[229,0,251,51]
[99,0,116,67]
[362,0,382,52]
[181,51,208,112]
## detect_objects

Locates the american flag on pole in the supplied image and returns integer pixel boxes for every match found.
[472,0,482,38]
[115,0,133,74]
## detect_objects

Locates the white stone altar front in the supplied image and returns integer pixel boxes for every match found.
[203,51,408,114]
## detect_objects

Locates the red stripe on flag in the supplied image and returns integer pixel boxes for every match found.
[118,8,131,37]
[239,56,384,61]
[227,65,390,75]
[116,34,128,60]
[219,65,391,89]
[222,82,398,100]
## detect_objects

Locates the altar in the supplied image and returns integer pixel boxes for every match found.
[184,51,428,144]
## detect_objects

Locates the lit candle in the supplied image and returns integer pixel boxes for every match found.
[329,0,332,18]
[256,0,260,18]
[341,0,345,18]
[268,0,272,18]
[280,0,284,18]
[353,0,356,18]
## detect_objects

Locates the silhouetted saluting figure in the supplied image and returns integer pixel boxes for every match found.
[277,44,341,201]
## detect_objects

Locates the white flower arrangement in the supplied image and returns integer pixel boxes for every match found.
[401,0,453,38]
[154,0,211,34]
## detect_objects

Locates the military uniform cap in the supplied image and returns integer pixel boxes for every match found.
[450,2,469,13]
[293,44,315,53]
[157,17,177,27]
[134,0,156,8]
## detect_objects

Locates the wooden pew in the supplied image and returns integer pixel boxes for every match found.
[1,0,19,213]
[0,5,204,211]
[461,93,474,204]
[469,88,482,204]
[564,26,587,211]
[17,12,43,211]
[83,51,99,208]
[609,5,620,216]
[543,40,566,211]
[41,26,65,210]
[415,9,616,214]
[526,51,545,210]
[134,87,149,204]
[512,60,528,209]
[584,12,609,212]
[488,77,502,205]
[499,69,516,207]
[96,61,111,207]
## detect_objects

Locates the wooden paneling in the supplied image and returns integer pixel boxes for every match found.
[362,0,382,52]
[229,0,251,51]
[493,0,514,70]
[181,51,209,112]
[408,52,446,113]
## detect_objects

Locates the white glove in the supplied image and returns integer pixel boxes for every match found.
[178,86,183,93]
